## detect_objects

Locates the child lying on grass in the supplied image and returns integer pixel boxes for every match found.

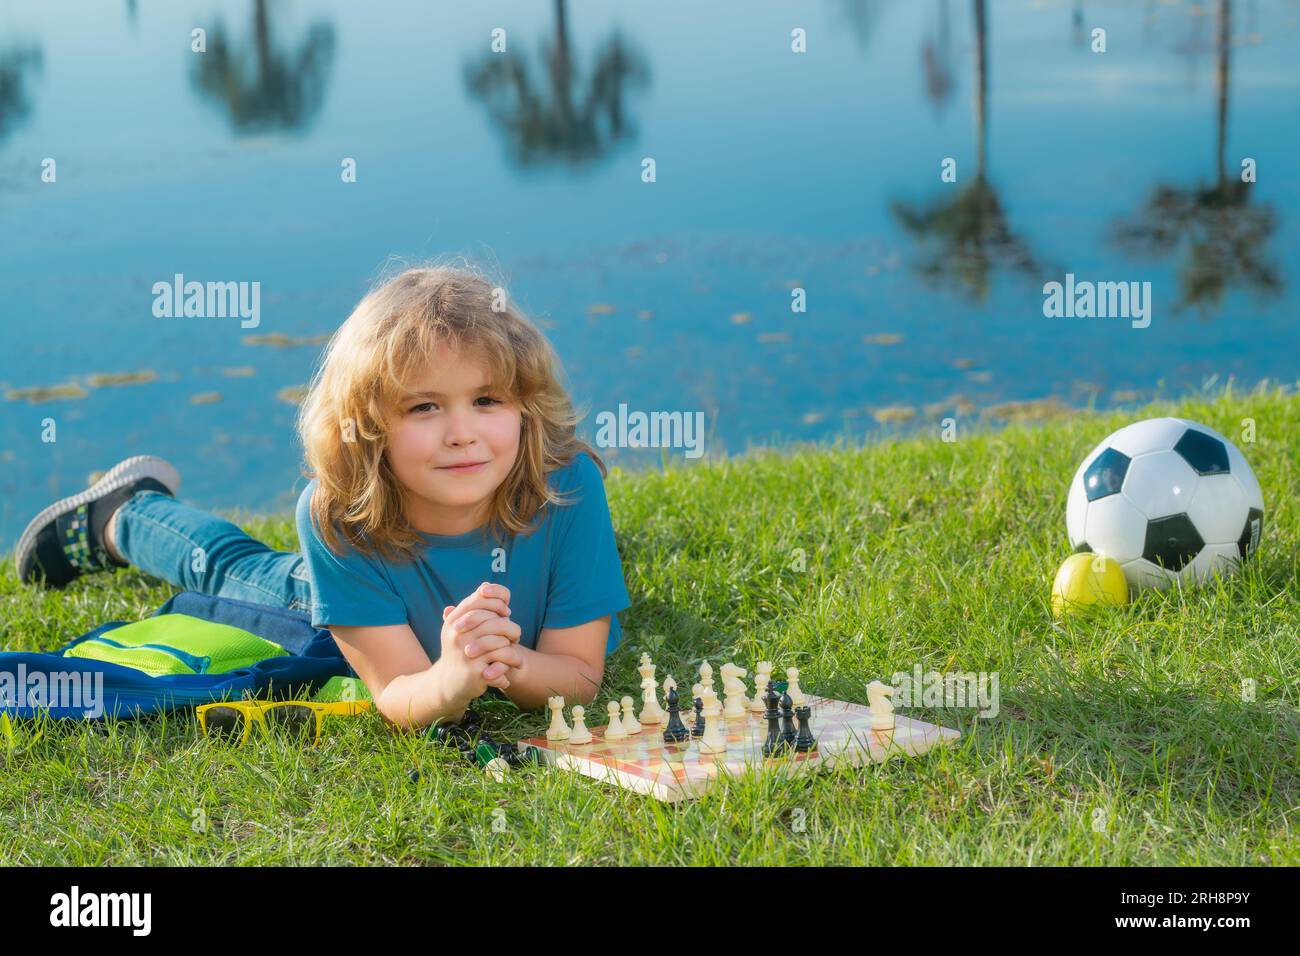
[15,263,631,731]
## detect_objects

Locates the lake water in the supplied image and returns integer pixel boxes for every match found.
[2,0,1298,549]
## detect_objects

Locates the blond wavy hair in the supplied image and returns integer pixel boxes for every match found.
[296,261,605,563]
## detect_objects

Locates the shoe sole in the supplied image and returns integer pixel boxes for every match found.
[14,454,182,581]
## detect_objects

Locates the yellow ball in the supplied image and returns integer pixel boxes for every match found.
[1051,553,1129,617]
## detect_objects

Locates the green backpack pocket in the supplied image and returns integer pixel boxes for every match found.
[64,613,289,678]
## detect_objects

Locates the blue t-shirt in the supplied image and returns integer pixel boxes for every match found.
[294,451,631,662]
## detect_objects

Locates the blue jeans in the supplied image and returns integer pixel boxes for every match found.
[114,490,312,613]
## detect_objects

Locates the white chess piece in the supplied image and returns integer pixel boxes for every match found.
[723,688,747,719]
[697,688,727,754]
[634,658,665,723]
[484,756,509,782]
[737,667,753,709]
[867,680,895,731]
[722,664,748,718]
[545,695,571,741]
[620,696,643,734]
[604,700,629,740]
[699,660,716,701]
[721,662,748,699]
[750,671,770,713]
[638,676,665,725]
[568,705,593,744]
[786,666,806,706]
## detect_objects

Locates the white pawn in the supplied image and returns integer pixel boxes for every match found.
[604,700,629,740]
[750,671,770,713]
[786,666,806,707]
[545,695,571,741]
[568,705,593,744]
[620,696,643,734]
[697,688,727,754]
[867,681,895,731]
[484,756,509,783]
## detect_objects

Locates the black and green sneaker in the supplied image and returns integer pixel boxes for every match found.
[15,455,182,589]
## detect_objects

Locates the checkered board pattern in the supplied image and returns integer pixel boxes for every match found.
[520,695,961,802]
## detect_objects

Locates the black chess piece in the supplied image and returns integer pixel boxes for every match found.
[662,685,690,744]
[429,700,494,765]
[461,706,483,731]
[794,704,817,753]
[496,741,540,766]
[762,682,786,757]
[779,691,797,746]
[431,719,490,769]
[692,694,705,737]
[432,720,473,753]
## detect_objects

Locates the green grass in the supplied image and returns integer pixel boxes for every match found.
[2,387,1297,865]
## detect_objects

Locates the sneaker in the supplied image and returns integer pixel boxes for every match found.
[14,455,182,589]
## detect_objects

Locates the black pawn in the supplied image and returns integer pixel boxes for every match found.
[762,682,786,757]
[779,691,797,746]
[692,694,705,737]
[794,704,817,753]
[662,686,690,744]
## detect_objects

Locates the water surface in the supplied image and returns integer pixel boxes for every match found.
[2,0,1297,547]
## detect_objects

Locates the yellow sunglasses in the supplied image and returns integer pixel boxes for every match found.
[196,699,371,746]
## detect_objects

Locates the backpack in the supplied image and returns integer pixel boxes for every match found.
[0,591,354,720]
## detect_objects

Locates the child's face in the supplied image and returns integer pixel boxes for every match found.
[385,343,522,535]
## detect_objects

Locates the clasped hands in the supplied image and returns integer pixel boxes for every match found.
[437,582,523,704]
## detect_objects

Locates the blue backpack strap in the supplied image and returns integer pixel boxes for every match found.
[153,591,343,659]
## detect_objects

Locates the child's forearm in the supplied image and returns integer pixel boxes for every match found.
[376,660,471,731]
[504,645,603,710]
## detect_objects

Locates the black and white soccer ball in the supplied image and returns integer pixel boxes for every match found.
[1066,417,1264,591]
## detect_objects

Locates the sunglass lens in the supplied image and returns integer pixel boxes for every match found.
[203,706,246,740]
[266,705,316,739]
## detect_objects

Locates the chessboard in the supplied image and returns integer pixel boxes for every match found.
[520,694,960,802]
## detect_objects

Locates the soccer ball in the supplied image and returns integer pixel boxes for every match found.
[1066,418,1264,591]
